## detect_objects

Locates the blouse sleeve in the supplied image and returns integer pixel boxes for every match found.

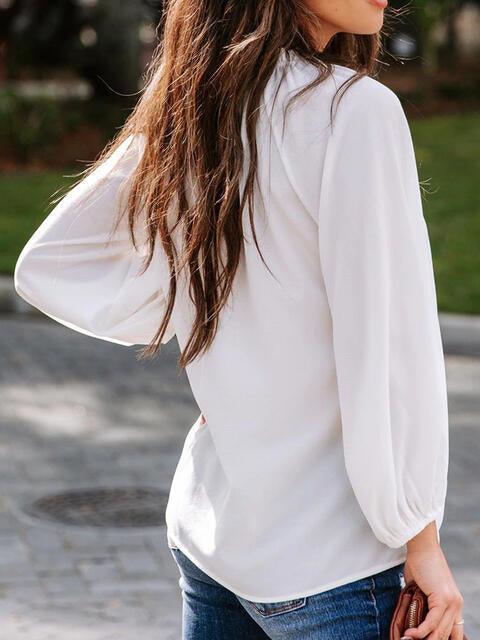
[317,78,449,548]
[14,134,175,347]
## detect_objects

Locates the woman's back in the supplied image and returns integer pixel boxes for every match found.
[164,48,448,600]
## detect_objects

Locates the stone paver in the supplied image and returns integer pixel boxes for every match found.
[0,312,479,638]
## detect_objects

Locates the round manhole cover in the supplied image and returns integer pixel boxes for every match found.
[22,487,169,528]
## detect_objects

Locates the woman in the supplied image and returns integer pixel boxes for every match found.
[14,0,465,638]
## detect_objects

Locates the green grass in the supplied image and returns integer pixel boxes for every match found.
[2,112,480,313]
[410,113,480,314]
[0,170,76,275]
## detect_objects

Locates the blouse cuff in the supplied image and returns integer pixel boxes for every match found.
[381,505,444,549]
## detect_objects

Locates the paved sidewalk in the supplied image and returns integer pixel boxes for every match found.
[0,312,479,638]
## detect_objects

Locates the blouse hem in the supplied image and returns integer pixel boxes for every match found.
[167,534,407,604]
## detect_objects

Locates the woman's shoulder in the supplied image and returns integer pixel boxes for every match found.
[329,74,408,149]
[277,49,404,125]
[332,70,403,118]
[322,71,415,178]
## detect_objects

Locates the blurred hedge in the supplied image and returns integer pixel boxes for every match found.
[0,88,133,168]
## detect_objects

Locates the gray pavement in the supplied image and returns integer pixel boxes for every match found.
[0,311,479,639]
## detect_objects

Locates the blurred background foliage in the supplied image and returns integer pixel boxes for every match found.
[0,0,479,312]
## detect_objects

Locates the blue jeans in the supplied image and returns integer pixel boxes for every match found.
[170,546,405,639]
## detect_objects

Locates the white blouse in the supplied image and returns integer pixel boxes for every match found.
[14,48,449,603]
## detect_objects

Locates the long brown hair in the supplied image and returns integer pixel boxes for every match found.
[66,1,398,369]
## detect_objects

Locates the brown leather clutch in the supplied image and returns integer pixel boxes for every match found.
[390,580,468,640]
